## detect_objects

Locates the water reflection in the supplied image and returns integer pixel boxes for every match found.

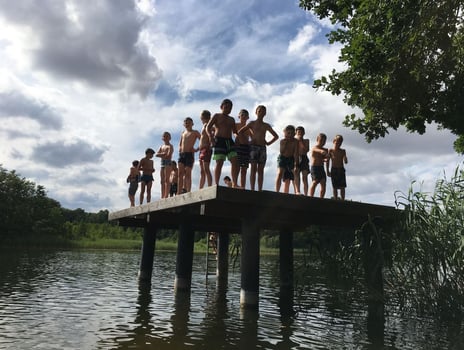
[0,249,461,350]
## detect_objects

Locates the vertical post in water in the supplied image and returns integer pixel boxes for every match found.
[279,229,294,297]
[139,220,157,282]
[217,232,229,286]
[240,218,260,308]
[174,218,195,291]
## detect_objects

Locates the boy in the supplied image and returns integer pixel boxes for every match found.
[309,133,328,198]
[223,175,232,187]
[206,99,239,187]
[235,109,252,189]
[138,148,155,204]
[294,126,310,195]
[275,125,299,193]
[178,117,201,194]
[156,132,174,199]
[327,134,348,200]
[199,110,213,189]
[237,105,278,191]
[127,160,140,207]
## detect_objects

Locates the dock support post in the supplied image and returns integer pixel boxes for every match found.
[174,219,195,291]
[217,232,229,285]
[138,222,157,282]
[240,218,260,308]
[279,230,294,297]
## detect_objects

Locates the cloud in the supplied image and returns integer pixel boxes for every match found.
[0,90,63,130]
[31,139,108,168]
[0,0,161,97]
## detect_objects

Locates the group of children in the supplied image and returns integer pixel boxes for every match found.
[126,98,348,207]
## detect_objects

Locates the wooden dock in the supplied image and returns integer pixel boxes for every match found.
[108,185,397,308]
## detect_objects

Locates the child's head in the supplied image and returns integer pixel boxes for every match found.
[220,99,233,114]
[132,160,139,167]
[145,148,155,156]
[171,160,177,169]
[200,110,211,123]
[296,126,305,137]
[255,105,266,116]
[316,133,327,146]
[223,176,232,187]
[284,125,296,138]
[238,109,249,121]
[184,117,194,128]
[333,134,343,145]
[162,131,171,141]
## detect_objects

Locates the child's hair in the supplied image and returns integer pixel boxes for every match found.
[223,176,231,182]
[145,148,155,155]
[296,126,305,134]
[201,110,211,120]
[256,105,266,113]
[285,125,296,133]
[239,109,249,117]
[163,131,171,139]
[221,99,233,107]
[132,160,139,167]
[184,117,193,123]
[171,161,177,167]
[334,134,343,143]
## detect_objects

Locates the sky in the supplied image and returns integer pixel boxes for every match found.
[0,0,462,213]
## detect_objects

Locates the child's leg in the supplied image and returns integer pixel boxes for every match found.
[332,187,338,199]
[340,188,345,200]
[240,166,247,188]
[199,160,206,189]
[146,181,153,202]
[319,179,326,198]
[309,180,317,197]
[230,157,239,187]
[214,159,224,185]
[275,168,283,192]
[177,163,185,194]
[293,169,301,194]
[185,167,192,192]
[160,167,166,198]
[139,182,146,204]
[283,179,291,193]
[257,163,265,191]
[302,170,309,196]
[204,161,212,187]
[163,166,171,198]
[249,163,257,190]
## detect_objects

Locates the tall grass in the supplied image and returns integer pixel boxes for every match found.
[392,165,464,319]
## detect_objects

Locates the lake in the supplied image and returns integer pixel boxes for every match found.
[0,249,462,349]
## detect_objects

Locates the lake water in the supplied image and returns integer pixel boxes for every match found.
[0,249,462,349]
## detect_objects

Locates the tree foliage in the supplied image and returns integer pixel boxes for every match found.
[299,0,464,153]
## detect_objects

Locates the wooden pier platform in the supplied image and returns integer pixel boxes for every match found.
[108,185,397,308]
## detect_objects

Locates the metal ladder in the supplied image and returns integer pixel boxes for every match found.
[205,232,217,277]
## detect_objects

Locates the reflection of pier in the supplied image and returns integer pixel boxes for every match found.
[108,185,397,309]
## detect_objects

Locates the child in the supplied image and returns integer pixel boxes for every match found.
[127,160,140,207]
[237,105,278,191]
[156,132,174,199]
[206,99,239,187]
[169,161,178,197]
[223,175,232,187]
[309,133,328,198]
[198,110,213,189]
[178,117,201,194]
[327,134,348,200]
[275,125,299,193]
[139,148,155,204]
[294,126,310,195]
[235,109,252,189]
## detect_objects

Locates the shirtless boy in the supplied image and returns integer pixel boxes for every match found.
[294,126,310,195]
[138,148,155,204]
[309,133,329,198]
[275,125,299,193]
[327,134,348,200]
[235,109,252,188]
[237,105,278,191]
[156,131,174,199]
[199,110,213,189]
[178,117,201,194]
[169,161,178,197]
[127,160,140,207]
[206,99,239,187]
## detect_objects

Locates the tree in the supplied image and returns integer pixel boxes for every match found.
[299,0,464,153]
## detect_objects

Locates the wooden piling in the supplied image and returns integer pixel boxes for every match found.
[240,218,260,308]
[174,219,195,291]
[138,221,157,282]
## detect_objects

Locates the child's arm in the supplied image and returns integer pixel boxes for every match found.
[343,149,348,164]
[266,126,279,146]
[326,150,332,176]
